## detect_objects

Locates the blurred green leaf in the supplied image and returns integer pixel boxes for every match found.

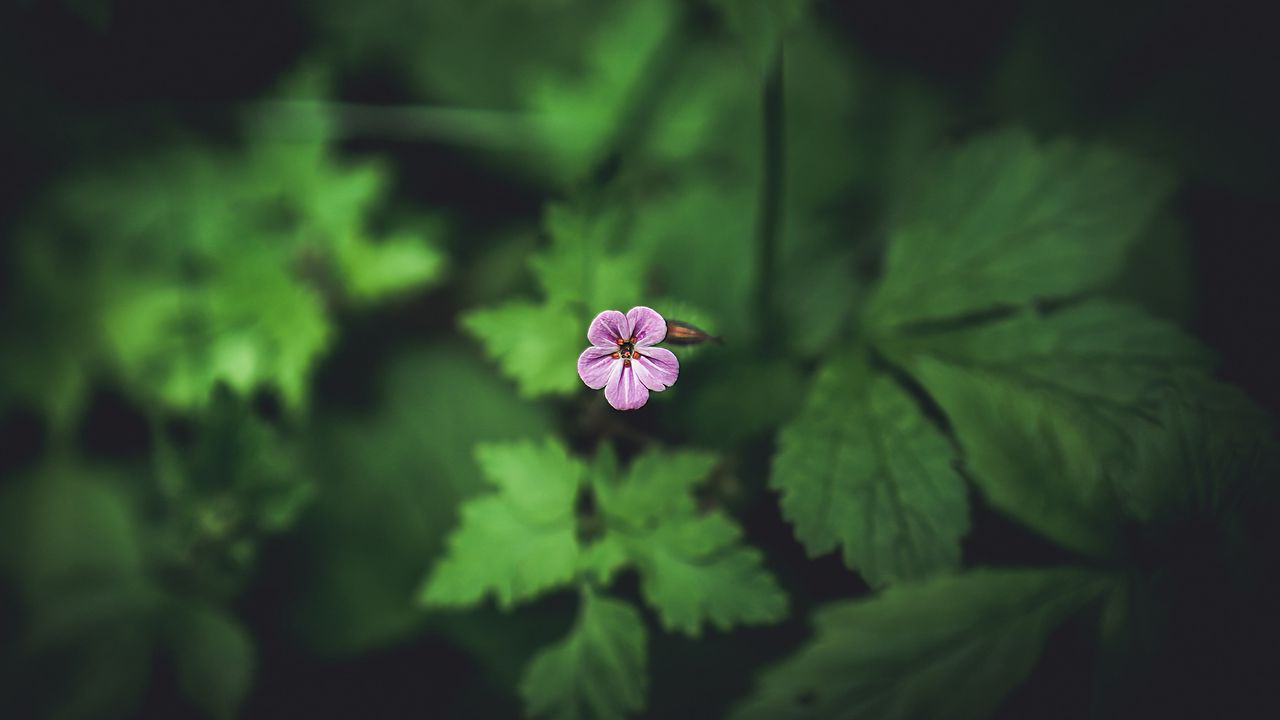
[293,347,552,654]
[1118,378,1277,530]
[0,467,157,720]
[312,0,676,185]
[520,589,647,720]
[336,227,448,303]
[711,0,808,72]
[5,70,446,418]
[866,129,1173,329]
[625,513,787,636]
[903,302,1212,557]
[163,602,255,720]
[771,354,967,587]
[534,204,644,313]
[421,439,584,608]
[681,357,805,448]
[462,301,583,397]
[733,568,1114,720]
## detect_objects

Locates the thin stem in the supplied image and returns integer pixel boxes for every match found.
[755,44,785,343]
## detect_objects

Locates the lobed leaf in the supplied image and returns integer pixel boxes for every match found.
[903,302,1213,557]
[867,129,1173,328]
[733,568,1114,720]
[521,590,648,720]
[771,354,968,587]
[420,439,584,608]
[624,513,788,636]
[461,301,584,397]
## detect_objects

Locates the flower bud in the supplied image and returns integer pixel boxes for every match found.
[664,319,722,346]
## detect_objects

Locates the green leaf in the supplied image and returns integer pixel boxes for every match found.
[336,227,447,302]
[421,439,584,608]
[461,301,583,397]
[867,129,1173,328]
[521,590,647,720]
[733,568,1114,720]
[164,603,255,720]
[533,204,644,313]
[903,302,1213,557]
[1118,378,1277,530]
[593,448,718,528]
[710,0,809,73]
[624,513,788,636]
[294,347,553,655]
[770,354,967,587]
[589,446,788,635]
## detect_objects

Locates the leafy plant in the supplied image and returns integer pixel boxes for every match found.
[420,439,787,718]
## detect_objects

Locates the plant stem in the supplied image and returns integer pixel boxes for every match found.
[756,44,785,342]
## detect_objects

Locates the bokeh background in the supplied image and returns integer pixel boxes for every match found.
[2,1,1277,719]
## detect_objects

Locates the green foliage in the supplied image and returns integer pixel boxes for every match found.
[462,203,644,398]
[4,1,1274,718]
[904,302,1212,557]
[312,0,677,185]
[866,129,1173,329]
[421,439,585,608]
[162,602,255,720]
[592,448,788,636]
[733,568,1114,720]
[771,354,967,586]
[521,589,647,720]
[421,440,785,717]
[624,513,787,635]
[292,347,553,655]
[2,73,445,423]
[0,463,267,720]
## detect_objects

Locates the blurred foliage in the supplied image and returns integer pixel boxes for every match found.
[1,0,1277,719]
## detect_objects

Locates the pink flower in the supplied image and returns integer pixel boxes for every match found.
[577,306,680,411]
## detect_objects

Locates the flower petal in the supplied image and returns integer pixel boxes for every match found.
[632,347,679,392]
[587,310,629,348]
[605,361,649,410]
[578,347,618,390]
[627,306,666,346]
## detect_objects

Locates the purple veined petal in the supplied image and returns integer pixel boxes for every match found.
[627,306,666,347]
[632,347,679,392]
[605,361,649,410]
[578,346,618,390]
[587,310,629,348]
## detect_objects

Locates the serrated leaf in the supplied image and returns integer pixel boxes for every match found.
[771,354,967,587]
[521,590,647,720]
[733,568,1114,720]
[421,439,584,608]
[164,603,255,720]
[867,129,1173,328]
[625,513,787,636]
[593,448,719,528]
[1118,378,1278,529]
[462,301,583,397]
[903,302,1213,557]
[533,204,644,313]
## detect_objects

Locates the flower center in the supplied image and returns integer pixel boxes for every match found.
[613,337,640,365]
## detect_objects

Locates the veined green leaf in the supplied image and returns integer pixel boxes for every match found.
[867,129,1173,328]
[521,589,647,720]
[420,439,584,608]
[771,354,968,587]
[733,568,1114,720]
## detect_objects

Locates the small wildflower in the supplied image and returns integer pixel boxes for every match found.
[577,306,679,411]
